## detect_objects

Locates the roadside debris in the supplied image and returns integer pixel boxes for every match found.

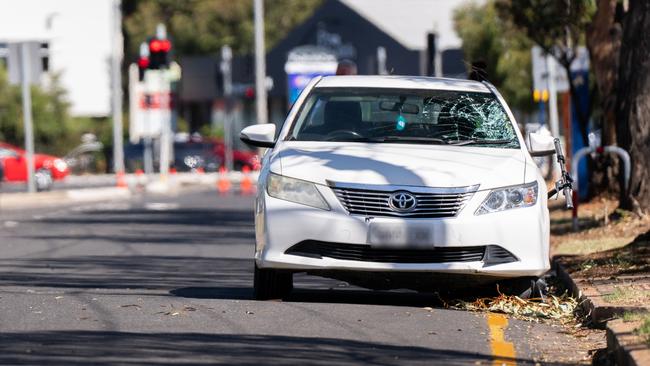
[453,293,578,322]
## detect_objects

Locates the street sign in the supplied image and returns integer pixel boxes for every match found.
[129,65,178,143]
[7,42,42,86]
[284,45,338,105]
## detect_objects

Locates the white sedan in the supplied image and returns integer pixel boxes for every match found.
[241,75,566,300]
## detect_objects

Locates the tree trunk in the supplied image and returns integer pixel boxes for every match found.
[587,0,623,198]
[616,0,650,214]
[587,0,621,146]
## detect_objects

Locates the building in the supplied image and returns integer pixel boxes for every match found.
[0,0,116,117]
[179,0,478,134]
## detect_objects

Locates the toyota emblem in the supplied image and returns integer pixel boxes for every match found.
[388,191,417,212]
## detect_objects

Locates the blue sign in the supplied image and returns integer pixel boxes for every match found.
[288,72,333,105]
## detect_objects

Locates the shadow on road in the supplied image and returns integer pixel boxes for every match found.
[0,256,252,290]
[0,331,532,366]
[37,208,254,227]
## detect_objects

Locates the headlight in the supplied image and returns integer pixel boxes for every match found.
[475,182,538,215]
[53,159,68,173]
[267,173,330,210]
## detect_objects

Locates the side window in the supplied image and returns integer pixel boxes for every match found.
[0,148,16,158]
[305,98,326,127]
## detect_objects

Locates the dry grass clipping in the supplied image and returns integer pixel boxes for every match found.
[453,293,578,322]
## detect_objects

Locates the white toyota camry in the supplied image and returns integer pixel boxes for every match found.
[241,75,570,300]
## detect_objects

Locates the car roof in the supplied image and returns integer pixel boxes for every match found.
[315,75,492,93]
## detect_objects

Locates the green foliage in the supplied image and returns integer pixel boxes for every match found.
[495,0,596,67]
[495,0,597,144]
[0,67,92,156]
[453,1,535,113]
[123,0,323,61]
[199,124,224,140]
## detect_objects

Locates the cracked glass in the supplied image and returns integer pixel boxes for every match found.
[289,88,520,148]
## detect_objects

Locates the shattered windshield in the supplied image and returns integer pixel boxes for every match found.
[289,88,519,148]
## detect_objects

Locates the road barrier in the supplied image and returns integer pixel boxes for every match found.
[571,145,630,230]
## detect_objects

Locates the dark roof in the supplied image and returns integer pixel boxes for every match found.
[265,0,421,96]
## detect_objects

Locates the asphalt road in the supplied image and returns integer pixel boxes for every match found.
[0,189,599,365]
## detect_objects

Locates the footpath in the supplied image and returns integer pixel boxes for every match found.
[551,198,650,365]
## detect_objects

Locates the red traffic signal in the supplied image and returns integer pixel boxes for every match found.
[137,57,149,69]
[149,39,171,53]
[148,38,172,69]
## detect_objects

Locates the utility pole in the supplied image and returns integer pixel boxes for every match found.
[221,45,234,171]
[546,54,560,139]
[140,41,154,175]
[546,54,560,179]
[156,23,171,178]
[20,43,36,193]
[254,0,268,125]
[111,0,125,175]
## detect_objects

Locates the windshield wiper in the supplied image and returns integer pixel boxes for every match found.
[325,137,386,142]
[378,136,450,144]
[451,139,516,146]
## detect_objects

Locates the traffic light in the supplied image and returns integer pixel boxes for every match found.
[137,24,172,81]
[137,42,149,81]
[148,37,171,69]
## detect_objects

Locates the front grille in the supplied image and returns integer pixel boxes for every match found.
[331,185,474,218]
[285,241,516,264]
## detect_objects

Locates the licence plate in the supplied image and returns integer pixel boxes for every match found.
[368,223,433,248]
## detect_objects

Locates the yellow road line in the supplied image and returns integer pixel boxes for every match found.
[487,313,517,366]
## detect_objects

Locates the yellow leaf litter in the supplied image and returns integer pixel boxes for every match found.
[453,293,578,322]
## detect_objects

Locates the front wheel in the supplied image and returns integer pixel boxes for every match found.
[35,169,53,191]
[253,263,293,300]
[498,277,547,299]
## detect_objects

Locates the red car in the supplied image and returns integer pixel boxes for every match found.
[0,142,70,190]
[212,140,260,170]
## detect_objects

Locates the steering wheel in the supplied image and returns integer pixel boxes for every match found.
[325,130,363,140]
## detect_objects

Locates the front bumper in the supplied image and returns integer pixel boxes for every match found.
[255,183,550,278]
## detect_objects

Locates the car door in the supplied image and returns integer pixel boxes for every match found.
[0,148,27,182]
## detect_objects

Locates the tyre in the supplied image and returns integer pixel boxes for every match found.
[498,277,547,299]
[253,263,293,300]
[35,169,53,191]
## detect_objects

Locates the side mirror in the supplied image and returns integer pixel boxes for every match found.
[240,123,276,148]
[527,132,556,157]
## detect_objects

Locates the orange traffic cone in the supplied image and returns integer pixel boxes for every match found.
[217,166,231,194]
[240,165,254,195]
[116,171,127,188]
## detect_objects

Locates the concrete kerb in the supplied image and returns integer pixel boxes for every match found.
[0,187,132,210]
[0,171,260,209]
[554,258,649,324]
[553,257,650,365]
[607,319,650,366]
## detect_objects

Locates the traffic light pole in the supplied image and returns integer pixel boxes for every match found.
[111,0,125,176]
[20,43,36,193]
[221,45,234,172]
[254,0,268,125]
[159,70,171,178]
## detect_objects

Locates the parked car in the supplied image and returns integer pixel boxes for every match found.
[212,140,260,171]
[241,75,569,300]
[174,141,222,172]
[0,142,70,190]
